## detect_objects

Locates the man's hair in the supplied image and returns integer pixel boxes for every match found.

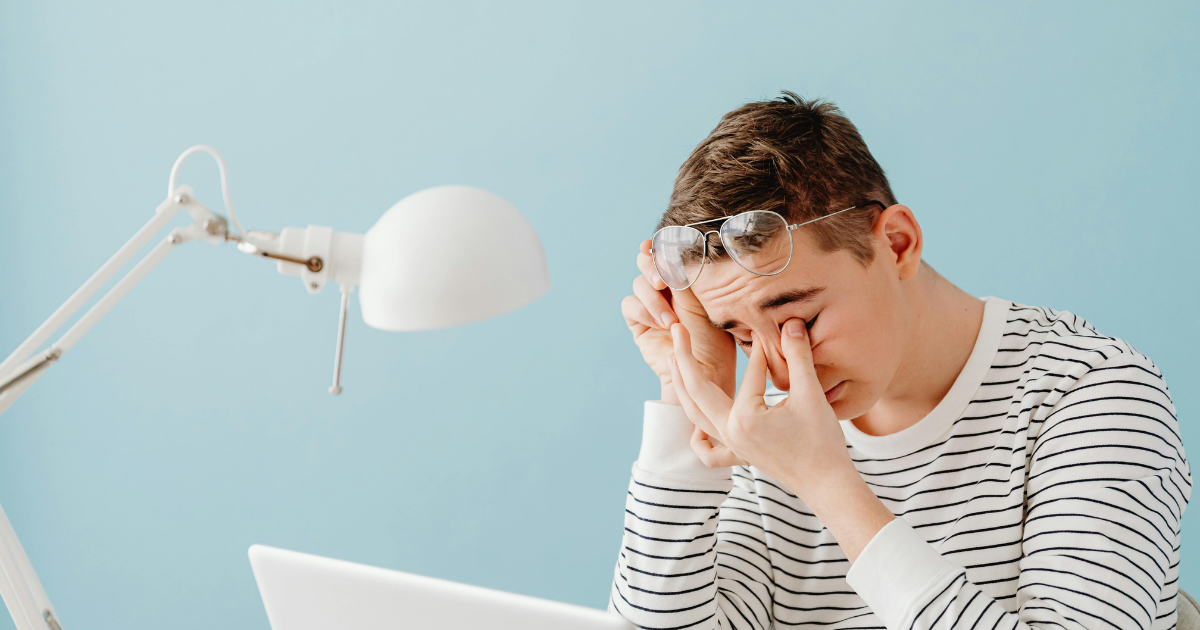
[660,92,896,265]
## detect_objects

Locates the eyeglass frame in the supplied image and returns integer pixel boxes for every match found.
[649,200,888,290]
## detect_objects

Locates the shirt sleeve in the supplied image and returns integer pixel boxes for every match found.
[610,402,777,629]
[846,352,1191,630]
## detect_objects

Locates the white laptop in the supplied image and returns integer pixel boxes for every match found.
[249,544,634,630]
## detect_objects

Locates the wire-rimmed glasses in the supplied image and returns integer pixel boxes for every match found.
[650,201,886,290]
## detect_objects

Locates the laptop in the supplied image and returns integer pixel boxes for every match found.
[248,544,634,630]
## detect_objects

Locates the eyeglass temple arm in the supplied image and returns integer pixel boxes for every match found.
[652,199,891,241]
[785,200,888,230]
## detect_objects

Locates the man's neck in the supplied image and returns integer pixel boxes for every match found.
[850,264,985,437]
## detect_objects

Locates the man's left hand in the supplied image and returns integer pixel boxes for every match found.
[668,317,896,562]
[668,318,853,493]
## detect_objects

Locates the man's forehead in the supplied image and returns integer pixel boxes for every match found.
[692,243,835,330]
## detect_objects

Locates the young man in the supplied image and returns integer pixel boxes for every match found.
[611,93,1190,630]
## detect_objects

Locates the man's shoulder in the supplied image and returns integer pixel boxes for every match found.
[994,300,1173,428]
[990,302,1180,464]
[989,300,1171,422]
[998,300,1153,373]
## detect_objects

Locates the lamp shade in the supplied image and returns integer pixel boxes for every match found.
[358,185,550,331]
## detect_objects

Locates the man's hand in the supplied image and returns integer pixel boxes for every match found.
[669,317,894,562]
[621,239,737,406]
[669,317,853,482]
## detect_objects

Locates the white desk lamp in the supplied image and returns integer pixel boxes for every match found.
[0,145,551,630]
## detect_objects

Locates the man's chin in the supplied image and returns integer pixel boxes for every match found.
[830,401,854,421]
[825,383,862,418]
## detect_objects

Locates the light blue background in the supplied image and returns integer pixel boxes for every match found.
[1,2,1197,628]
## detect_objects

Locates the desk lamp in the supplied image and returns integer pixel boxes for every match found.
[0,145,551,630]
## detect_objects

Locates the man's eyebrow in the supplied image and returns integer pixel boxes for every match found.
[709,287,827,331]
[758,287,826,311]
[710,318,740,330]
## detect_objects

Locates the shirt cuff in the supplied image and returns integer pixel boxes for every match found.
[845,518,958,629]
[635,401,733,481]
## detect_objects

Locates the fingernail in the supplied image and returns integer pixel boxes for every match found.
[670,323,679,338]
[786,320,804,337]
[660,312,675,327]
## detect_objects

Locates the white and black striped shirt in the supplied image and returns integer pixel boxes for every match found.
[610,297,1190,630]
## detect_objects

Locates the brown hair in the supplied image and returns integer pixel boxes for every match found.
[660,92,896,265]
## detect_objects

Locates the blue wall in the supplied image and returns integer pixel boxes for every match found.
[1,2,1197,628]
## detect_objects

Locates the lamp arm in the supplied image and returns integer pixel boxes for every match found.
[0,195,185,385]
[0,191,224,630]
[0,504,61,630]
[0,190,225,415]
[0,234,178,411]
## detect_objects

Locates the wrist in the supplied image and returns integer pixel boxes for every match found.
[798,458,869,510]
[799,467,893,563]
[659,379,681,406]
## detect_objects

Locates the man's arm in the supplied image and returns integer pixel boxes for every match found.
[610,402,776,630]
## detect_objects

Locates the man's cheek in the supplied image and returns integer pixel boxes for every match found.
[810,347,836,388]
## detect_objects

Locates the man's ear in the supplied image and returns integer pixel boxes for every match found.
[872,205,923,280]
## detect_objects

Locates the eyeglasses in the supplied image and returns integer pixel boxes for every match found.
[650,201,886,290]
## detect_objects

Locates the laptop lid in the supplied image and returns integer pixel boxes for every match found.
[248,544,633,630]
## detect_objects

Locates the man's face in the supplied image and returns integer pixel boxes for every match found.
[690,229,911,420]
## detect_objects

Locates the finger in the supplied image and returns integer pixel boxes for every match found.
[690,426,745,467]
[669,354,720,438]
[689,425,719,466]
[668,284,703,314]
[734,333,770,411]
[621,294,658,331]
[633,275,676,328]
[638,239,667,290]
[671,323,733,430]
[637,251,667,291]
[781,318,822,394]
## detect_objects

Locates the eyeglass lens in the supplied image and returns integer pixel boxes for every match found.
[720,211,793,277]
[651,226,707,290]
[652,211,795,290]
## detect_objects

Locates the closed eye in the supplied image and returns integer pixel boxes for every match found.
[734,314,819,348]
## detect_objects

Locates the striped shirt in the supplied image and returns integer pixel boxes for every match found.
[609,297,1190,630]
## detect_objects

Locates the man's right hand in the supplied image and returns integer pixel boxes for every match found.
[621,239,737,406]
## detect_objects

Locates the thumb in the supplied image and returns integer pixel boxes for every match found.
[669,286,705,314]
[781,318,822,394]
[669,288,713,331]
